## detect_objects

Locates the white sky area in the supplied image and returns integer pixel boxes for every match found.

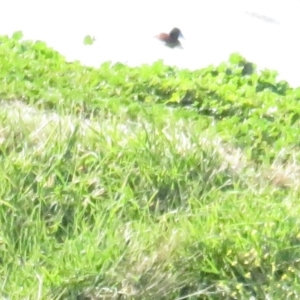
[1,0,299,86]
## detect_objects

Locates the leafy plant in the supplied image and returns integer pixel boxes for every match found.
[0,32,300,299]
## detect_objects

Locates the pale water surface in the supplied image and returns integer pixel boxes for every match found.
[1,0,299,86]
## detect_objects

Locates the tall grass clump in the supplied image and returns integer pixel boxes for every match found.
[0,32,300,299]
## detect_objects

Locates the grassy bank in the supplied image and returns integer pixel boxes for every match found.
[0,32,300,299]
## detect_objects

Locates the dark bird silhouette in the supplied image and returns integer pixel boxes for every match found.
[156,27,184,48]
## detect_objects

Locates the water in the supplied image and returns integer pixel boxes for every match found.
[1,0,299,86]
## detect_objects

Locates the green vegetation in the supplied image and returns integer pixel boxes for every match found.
[83,35,96,45]
[0,31,300,299]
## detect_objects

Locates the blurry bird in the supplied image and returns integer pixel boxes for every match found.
[155,27,184,48]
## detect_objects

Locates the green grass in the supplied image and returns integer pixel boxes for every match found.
[0,32,300,299]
